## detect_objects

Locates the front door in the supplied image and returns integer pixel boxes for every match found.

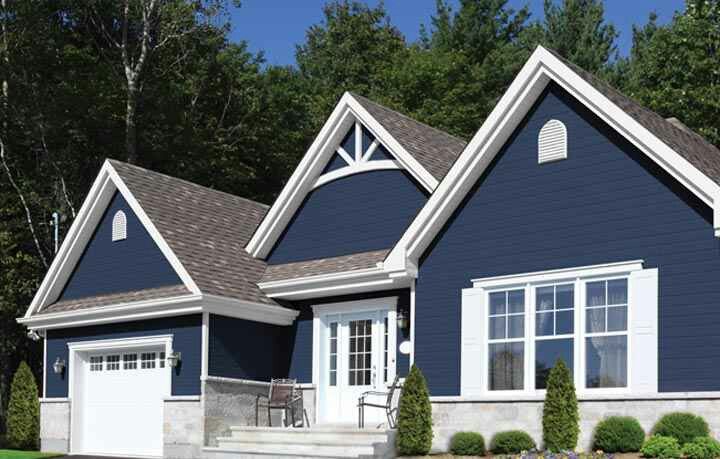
[320,308,395,425]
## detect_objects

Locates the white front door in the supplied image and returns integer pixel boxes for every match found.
[74,346,169,457]
[319,306,396,425]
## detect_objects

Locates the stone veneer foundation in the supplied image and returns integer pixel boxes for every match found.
[40,398,71,453]
[430,395,720,453]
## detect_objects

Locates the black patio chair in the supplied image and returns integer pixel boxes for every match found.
[357,374,401,429]
[256,378,308,427]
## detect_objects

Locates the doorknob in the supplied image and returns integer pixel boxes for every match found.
[372,365,377,386]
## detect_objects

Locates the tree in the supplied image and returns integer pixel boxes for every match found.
[396,365,433,456]
[621,0,720,148]
[5,362,40,450]
[542,359,579,451]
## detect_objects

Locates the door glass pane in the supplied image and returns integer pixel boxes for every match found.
[348,319,372,386]
[329,322,338,386]
[586,335,627,388]
[383,317,388,383]
[535,338,573,389]
[489,342,524,390]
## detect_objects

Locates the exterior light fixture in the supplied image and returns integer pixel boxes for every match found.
[396,310,409,331]
[53,357,66,375]
[167,351,182,368]
[27,330,41,341]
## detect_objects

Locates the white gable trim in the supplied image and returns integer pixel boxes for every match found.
[245,93,439,260]
[23,160,200,318]
[385,46,720,272]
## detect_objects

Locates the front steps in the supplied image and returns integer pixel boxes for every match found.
[204,425,396,459]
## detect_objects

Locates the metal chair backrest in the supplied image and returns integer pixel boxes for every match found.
[269,378,296,405]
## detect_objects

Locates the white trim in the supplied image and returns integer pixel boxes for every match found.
[385,45,720,273]
[39,397,70,403]
[201,312,209,379]
[164,395,201,402]
[43,335,47,398]
[313,160,401,189]
[20,293,299,330]
[245,93,438,260]
[24,161,200,318]
[409,280,416,366]
[202,375,272,387]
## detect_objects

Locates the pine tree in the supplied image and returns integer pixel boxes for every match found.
[6,361,40,450]
[542,359,579,451]
[396,365,433,455]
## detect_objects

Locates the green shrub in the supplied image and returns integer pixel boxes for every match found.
[653,413,709,445]
[490,430,536,454]
[641,435,682,459]
[542,359,579,451]
[396,365,433,456]
[450,432,485,456]
[681,437,720,459]
[6,362,40,450]
[592,416,645,453]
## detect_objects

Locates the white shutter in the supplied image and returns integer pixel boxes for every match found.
[629,268,659,394]
[538,119,567,163]
[461,288,485,396]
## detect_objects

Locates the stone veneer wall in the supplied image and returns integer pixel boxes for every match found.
[40,399,70,453]
[431,396,720,453]
[202,376,317,447]
[164,398,203,459]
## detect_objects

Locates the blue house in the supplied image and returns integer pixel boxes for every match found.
[21,46,720,458]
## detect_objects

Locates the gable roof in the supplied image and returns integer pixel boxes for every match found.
[260,249,389,284]
[108,160,275,306]
[350,93,467,180]
[383,45,720,273]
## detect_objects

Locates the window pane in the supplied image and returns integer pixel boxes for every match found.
[586,308,606,333]
[587,281,606,306]
[608,279,628,305]
[536,338,573,389]
[508,315,524,339]
[607,306,628,332]
[490,292,506,315]
[586,336,627,388]
[536,311,554,336]
[556,310,574,335]
[508,290,525,314]
[537,287,554,311]
[489,342,524,390]
[490,317,506,340]
[556,284,574,309]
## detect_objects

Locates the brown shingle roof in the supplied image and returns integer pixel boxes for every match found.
[351,93,467,180]
[549,50,720,186]
[40,285,190,314]
[261,249,389,283]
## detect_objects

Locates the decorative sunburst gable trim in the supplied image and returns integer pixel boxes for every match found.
[245,93,439,260]
[23,160,200,318]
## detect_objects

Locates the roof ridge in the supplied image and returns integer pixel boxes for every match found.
[107,159,270,209]
[349,92,467,144]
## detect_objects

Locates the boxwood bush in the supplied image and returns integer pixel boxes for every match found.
[396,365,433,456]
[490,430,536,454]
[449,432,485,456]
[641,435,682,459]
[592,416,645,453]
[681,437,720,459]
[653,412,709,445]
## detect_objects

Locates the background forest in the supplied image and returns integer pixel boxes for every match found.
[0,0,718,424]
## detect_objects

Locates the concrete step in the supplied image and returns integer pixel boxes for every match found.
[227,425,391,445]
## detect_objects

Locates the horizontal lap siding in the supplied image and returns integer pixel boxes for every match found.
[45,315,202,397]
[208,314,291,381]
[58,191,181,301]
[415,83,720,395]
[267,170,428,264]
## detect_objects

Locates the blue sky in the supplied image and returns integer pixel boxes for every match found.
[228,0,685,66]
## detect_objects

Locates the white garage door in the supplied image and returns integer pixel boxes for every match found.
[75,347,169,457]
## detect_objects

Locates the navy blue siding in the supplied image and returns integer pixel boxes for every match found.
[286,290,411,383]
[45,315,202,397]
[58,191,181,301]
[267,170,428,264]
[323,153,349,173]
[415,83,720,395]
[208,314,291,381]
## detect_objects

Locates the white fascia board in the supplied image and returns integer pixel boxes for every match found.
[24,160,201,318]
[386,45,720,271]
[245,92,438,260]
[19,293,299,330]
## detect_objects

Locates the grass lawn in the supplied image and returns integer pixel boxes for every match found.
[0,450,63,459]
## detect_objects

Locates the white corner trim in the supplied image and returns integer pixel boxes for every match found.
[24,160,201,318]
[471,259,644,289]
[385,45,720,272]
[245,92,438,260]
[201,312,209,379]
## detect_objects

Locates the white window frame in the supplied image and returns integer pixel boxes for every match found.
[461,260,654,398]
[486,288,529,394]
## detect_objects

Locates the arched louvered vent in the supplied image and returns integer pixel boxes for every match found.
[538,119,567,164]
[112,210,127,242]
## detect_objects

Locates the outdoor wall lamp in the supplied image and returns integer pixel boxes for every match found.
[52,357,66,375]
[167,351,182,368]
[396,310,409,331]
